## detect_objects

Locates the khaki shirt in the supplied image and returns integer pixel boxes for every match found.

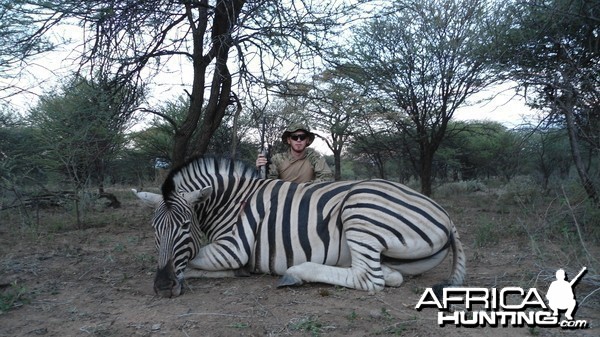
[268,148,333,183]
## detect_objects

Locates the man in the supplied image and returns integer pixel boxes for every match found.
[256,124,333,183]
[546,268,586,320]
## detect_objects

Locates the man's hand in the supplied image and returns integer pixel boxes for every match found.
[256,153,268,168]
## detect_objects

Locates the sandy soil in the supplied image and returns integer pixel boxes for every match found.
[1,193,598,337]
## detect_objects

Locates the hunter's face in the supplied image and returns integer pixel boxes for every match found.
[288,133,308,153]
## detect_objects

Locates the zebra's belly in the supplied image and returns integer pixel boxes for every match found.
[249,239,352,275]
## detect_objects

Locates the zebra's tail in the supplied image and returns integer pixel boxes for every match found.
[448,222,466,286]
[433,222,466,296]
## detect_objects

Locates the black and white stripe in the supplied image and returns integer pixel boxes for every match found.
[135,156,466,297]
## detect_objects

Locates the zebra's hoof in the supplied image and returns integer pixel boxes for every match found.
[277,274,303,288]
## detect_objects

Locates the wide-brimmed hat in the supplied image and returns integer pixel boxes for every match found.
[281,123,315,145]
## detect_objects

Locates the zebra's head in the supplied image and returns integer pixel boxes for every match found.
[133,187,212,298]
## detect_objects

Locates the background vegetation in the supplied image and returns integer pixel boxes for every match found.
[1,2,599,329]
[1,1,598,239]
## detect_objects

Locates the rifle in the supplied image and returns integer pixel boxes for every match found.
[258,146,271,179]
[258,115,270,179]
[569,267,587,286]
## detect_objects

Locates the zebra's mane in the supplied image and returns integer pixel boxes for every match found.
[161,156,259,202]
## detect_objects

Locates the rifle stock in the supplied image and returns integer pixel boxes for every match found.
[258,145,271,179]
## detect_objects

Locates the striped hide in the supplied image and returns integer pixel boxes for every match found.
[134,156,466,297]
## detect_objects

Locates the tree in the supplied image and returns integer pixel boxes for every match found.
[29,74,142,221]
[349,131,398,180]
[20,0,363,166]
[0,0,60,102]
[0,110,48,213]
[135,96,193,166]
[525,128,571,190]
[501,0,600,205]
[337,0,509,195]
[307,70,366,180]
[442,121,524,181]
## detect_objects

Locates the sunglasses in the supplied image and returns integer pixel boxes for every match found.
[290,134,308,141]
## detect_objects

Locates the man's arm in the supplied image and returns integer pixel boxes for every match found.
[267,153,281,180]
[313,156,333,182]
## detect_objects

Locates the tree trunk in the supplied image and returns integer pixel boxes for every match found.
[420,159,433,196]
[172,86,205,167]
[333,149,341,181]
[171,0,245,166]
[375,154,386,179]
[192,0,245,157]
[419,146,434,196]
[230,95,242,159]
[564,104,599,206]
[171,2,210,167]
[192,61,232,157]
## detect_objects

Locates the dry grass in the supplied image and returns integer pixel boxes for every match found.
[1,181,599,336]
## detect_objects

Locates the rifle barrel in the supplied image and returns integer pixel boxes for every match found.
[569,267,587,286]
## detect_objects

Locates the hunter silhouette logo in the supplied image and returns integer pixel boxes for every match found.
[546,267,587,321]
[415,267,589,328]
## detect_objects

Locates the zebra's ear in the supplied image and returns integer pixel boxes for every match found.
[182,186,213,206]
[132,189,163,208]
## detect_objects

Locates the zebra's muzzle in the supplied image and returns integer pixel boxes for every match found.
[154,261,183,298]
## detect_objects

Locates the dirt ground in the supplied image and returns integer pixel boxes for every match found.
[1,189,598,337]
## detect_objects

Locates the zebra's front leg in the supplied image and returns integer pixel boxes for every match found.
[184,267,250,279]
[187,238,250,273]
[185,239,252,280]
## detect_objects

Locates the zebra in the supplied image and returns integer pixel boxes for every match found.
[134,156,466,298]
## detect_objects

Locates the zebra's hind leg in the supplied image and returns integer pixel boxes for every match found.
[381,264,404,287]
[278,226,396,293]
[278,256,394,293]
